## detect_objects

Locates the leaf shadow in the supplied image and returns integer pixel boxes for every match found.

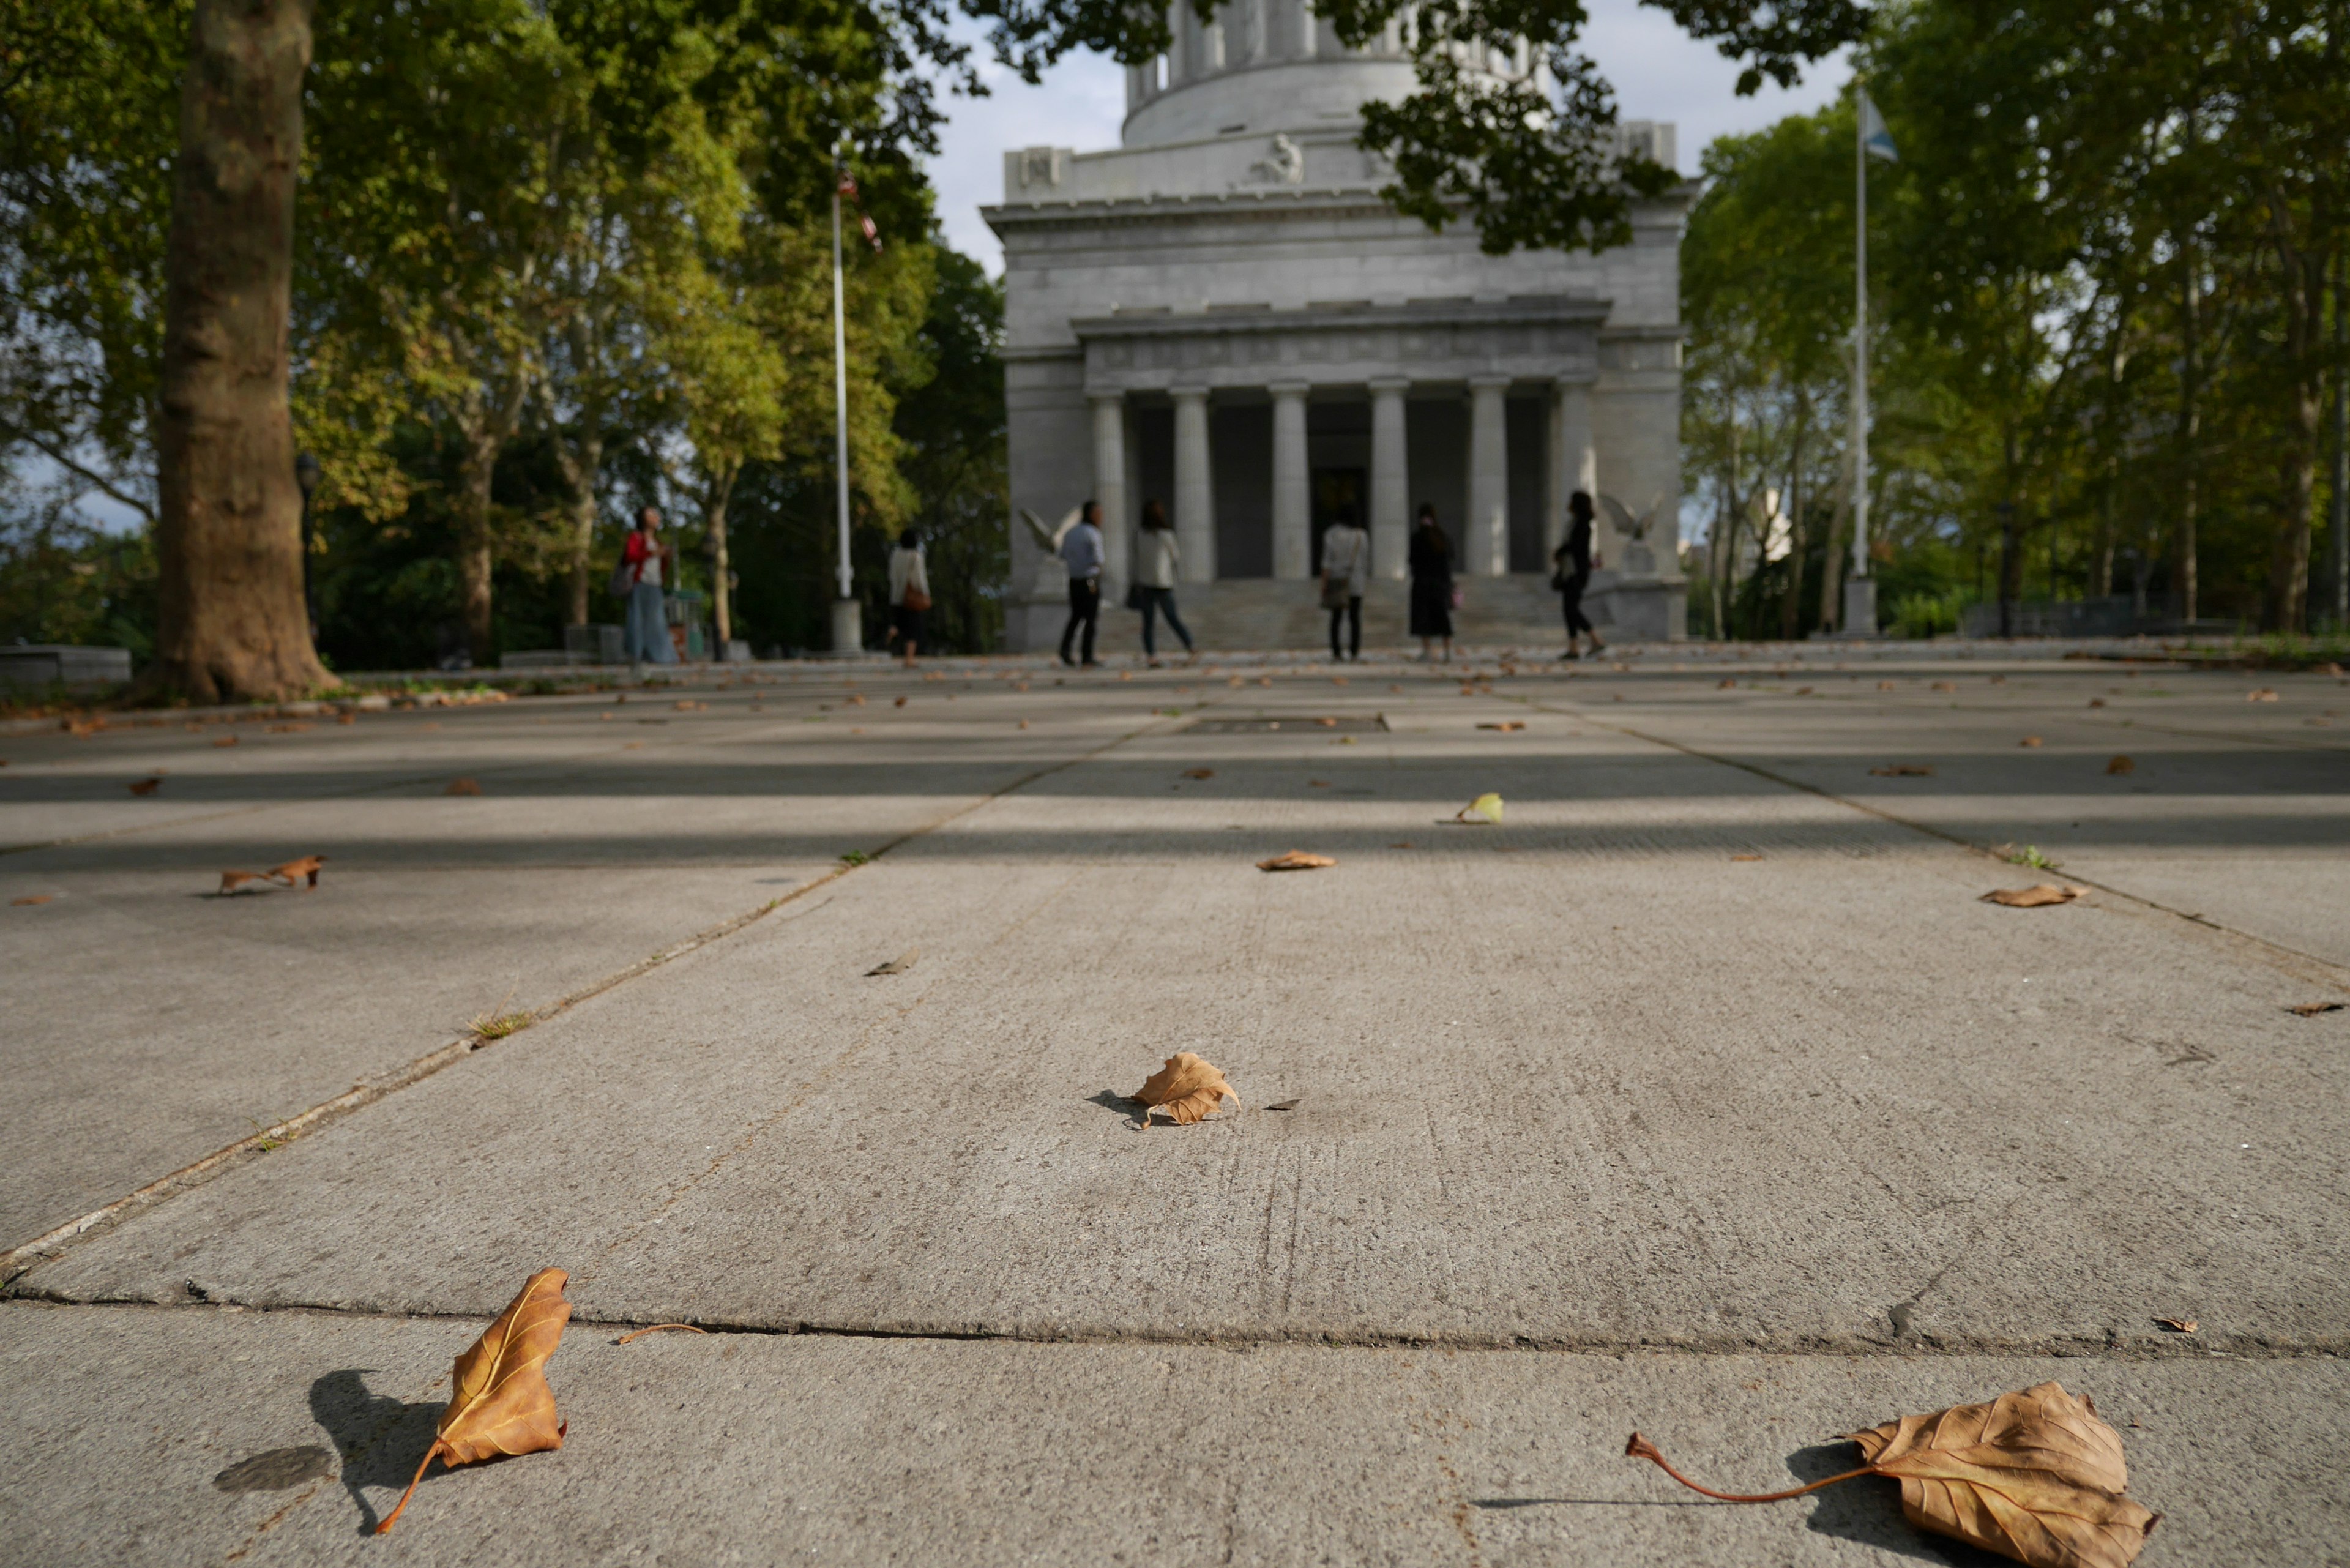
[1087,1089,1145,1127]
[308,1368,441,1536]
[1788,1442,2000,1565]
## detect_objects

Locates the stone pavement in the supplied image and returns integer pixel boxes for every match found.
[2,644,2344,1566]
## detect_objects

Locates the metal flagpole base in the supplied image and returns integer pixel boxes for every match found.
[828,596,863,655]
[1833,577,1880,640]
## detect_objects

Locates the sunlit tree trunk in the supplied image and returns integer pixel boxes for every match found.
[144,0,329,703]
[2266,221,2325,633]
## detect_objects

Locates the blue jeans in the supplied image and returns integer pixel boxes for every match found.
[1139,586,1192,656]
[625,581,676,663]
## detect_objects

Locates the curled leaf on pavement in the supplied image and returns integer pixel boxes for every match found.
[2106,756,2135,775]
[2152,1317,2196,1334]
[1182,767,1215,779]
[270,856,326,889]
[377,1267,573,1535]
[213,734,239,747]
[2020,736,2043,747]
[445,778,483,796]
[1870,764,1935,777]
[1264,1099,1299,1111]
[218,871,266,895]
[1627,1381,2158,1568]
[1982,884,2089,908]
[129,777,162,796]
[1477,720,1526,731]
[865,949,919,976]
[1454,792,1504,824]
[1731,854,1764,862]
[895,696,907,707]
[1931,681,1957,693]
[614,1323,709,1345]
[12,894,53,906]
[2245,687,2278,702]
[1130,1051,1240,1127]
[1257,850,1336,871]
[2286,1000,2344,1017]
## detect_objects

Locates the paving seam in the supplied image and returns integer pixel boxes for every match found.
[2,1297,2336,1364]
[1508,695,2350,995]
[0,701,1214,1289]
[1692,682,2349,755]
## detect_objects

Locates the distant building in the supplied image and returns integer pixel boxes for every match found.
[984,13,1693,651]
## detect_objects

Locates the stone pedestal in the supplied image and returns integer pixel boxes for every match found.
[1840,577,1879,638]
[829,597,864,654]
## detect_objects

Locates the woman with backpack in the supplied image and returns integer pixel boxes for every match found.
[887,528,931,668]
[1130,499,1195,665]
[617,507,677,668]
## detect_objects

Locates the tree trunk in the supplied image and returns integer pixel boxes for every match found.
[143,0,329,703]
[450,373,530,665]
[705,463,740,655]
[2266,228,2325,633]
[1817,455,1852,635]
[558,426,603,628]
[1997,426,2022,639]
[1780,389,1808,641]
[2176,239,2201,624]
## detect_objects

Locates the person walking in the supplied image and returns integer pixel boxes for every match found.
[887,528,931,668]
[1407,503,1455,662]
[1131,499,1194,665]
[1058,499,1105,668]
[620,506,678,668]
[1553,490,1606,659]
[1318,504,1369,661]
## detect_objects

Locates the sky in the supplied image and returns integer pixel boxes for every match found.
[922,1,1854,272]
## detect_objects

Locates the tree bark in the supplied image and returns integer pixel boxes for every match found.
[1997,424,2022,638]
[704,463,740,655]
[2176,235,2201,624]
[2266,222,2325,633]
[450,372,530,664]
[1780,387,1808,641]
[143,0,329,703]
[554,424,603,628]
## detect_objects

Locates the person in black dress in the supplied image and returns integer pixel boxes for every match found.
[1407,504,1455,662]
[1553,490,1605,659]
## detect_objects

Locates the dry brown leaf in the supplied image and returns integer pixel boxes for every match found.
[378,1267,572,1534]
[1878,679,1897,690]
[894,695,908,707]
[1870,764,1936,777]
[269,855,327,889]
[218,870,264,895]
[1227,675,1245,687]
[266,721,311,733]
[1315,715,1337,726]
[1182,768,1215,779]
[2286,1000,2344,1017]
[1731,854,1764,862]
[1264,1099,1299,1111]
[212,735,240,748]
[1017,719,1030,730]
[1718,678,1737,689]
[12,894,53,906]
[866,949,919,976]
[2020,736,2043,747]
[1477,720,1527,731]
[1256,675,1272,687]
[1982,884,2088,908]
[1130,1051,1240,1126]
[2245,687,2278,702]
[614,1323,709,1345]
[127,777,162,796]
[2088,698,2106,707]
[1627,1381,2158,1568]
[845,694,866,706]
[2152,1317,2196,1334]
[445,778,483,796]
[2105,755,2135,775]
[1257,850,1335,872]
[1931,681,1957,692]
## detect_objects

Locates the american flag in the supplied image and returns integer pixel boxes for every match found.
[837,170,882,253]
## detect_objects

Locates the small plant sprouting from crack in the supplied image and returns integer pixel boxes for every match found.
[838,849,871,866]
[246,1117,286,1152]
[2005,844,2056,870]
[468,985,531,1040]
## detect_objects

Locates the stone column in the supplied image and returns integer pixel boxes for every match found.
[1552,379,1596,561]
[1090,392,1129,589]
[1467,376,1510,577]
[1270,382,1311,579]
[1173,386,1216,583]
[1369,378,1409,579]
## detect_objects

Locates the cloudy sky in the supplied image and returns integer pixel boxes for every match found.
[922,1,1853,271]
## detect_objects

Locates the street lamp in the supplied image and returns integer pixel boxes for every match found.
[293,451,322,640]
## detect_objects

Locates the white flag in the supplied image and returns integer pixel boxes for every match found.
[1860,91,1899,162]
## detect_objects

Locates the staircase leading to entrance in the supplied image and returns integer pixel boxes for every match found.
[1154,575,1572,655]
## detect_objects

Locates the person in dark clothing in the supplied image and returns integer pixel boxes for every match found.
[1553,490,1606,659]
[1406,503,1455,662]
[1058,499,1104,668]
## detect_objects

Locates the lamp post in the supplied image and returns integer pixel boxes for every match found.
[294,451,321,640]
[827,146,860,655]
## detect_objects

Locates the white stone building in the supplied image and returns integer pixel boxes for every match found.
[983,13,1693,651]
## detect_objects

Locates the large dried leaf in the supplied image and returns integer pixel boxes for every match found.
[1455,792,1504,824]
[1130,1051,1240,1127]
[1257,850,1335,871]
[376,1267,572,1534]
[1626,1381,2158,1568]
[1983,884,2087,908]
[269,855,326,889]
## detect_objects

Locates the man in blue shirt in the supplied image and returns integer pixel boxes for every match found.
[1058,499,1105,668]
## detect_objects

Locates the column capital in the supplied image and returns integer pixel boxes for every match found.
[1267,379,1311,398]
[1466,373,1514,391]
[1089,388,1125,406]
[1169,384,1210,403]
[1367,376,1412,395]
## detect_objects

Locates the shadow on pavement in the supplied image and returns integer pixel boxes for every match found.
[1789,1440,1986,1564]
[308,1368,442,1535]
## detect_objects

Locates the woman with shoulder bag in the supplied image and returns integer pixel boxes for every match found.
[619,506,678,668]
[1407,503,1455,663]
[1318,504,1368,662]
[1130,500,1195,665]
[887,528,931,667]
[1551,490,1605,660]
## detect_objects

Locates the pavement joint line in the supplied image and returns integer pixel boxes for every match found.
[1509,694,2350,996]
[0,701,1207,1291]
[4,1296,2339,1364]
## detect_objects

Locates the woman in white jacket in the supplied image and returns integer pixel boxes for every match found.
[1318,504,1370,661]
[1130,500,1195,665]
[886,529,930,668]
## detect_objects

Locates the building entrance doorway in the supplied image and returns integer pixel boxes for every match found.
[1310,468,1365,574]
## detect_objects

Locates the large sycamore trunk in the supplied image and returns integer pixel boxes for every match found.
[144,0,329,704]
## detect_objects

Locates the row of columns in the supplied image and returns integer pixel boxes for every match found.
[1089,380,1597,586]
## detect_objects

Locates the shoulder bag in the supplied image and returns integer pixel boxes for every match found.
[606,558,638,598]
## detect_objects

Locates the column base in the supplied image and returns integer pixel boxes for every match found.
[828,597,863,654]
[1836,577,1879,638]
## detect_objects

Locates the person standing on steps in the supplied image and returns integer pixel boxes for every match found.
[1131,499,1194,666]
[1058,499,1105,668]
[887,528,930,668]
[1407,502,1455,662]
[621,506,678,670]
[1319,503,1368,662]
[1553,490,1606,660]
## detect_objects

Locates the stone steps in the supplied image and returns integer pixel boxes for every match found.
[1125,574,1577,655]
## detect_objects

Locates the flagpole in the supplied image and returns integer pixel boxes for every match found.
[1843,89,1877,637]
[828,140,860,654]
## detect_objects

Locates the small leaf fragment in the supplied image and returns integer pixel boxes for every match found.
[2105,755,2135,775]
[2286,1000,2344,1017]
[1455,792,1504,824]
[2245,687,2278,703]
[1257,850,1335,872]
[1477,720,1526,731]
[12,894,53,906]
[128,777,162,796]
[1130,1051,1240,1127]
[213,735,239,748]
[866,949,919,976]
[1183,768,1215,779]
[269,855,326,889]
[1264,1099,1299,1112]
[2152,1317,2196,1334]
[376,1267,572,1534]
[218,870,265,895]
[2020,736,2042,747]
[1730,854,1763,862]
[445,778,483,796]
[1870,764,1935,777]
[1982,884,2088,908]
[615,1323,709,1345]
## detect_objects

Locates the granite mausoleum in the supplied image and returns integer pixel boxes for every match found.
[983,15,1694,652]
